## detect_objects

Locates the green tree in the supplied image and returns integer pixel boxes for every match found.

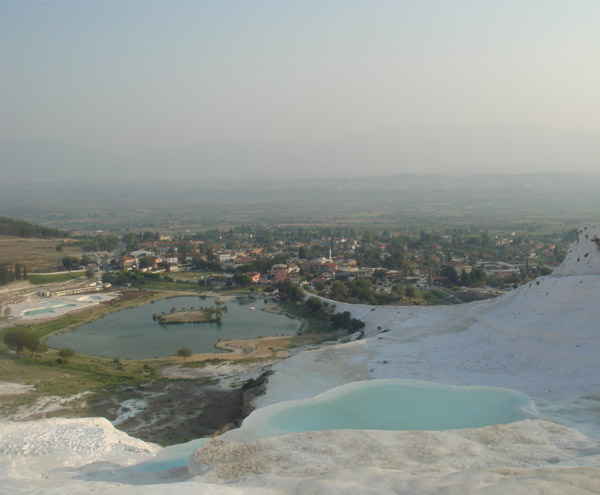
[80,255,93,266]
[329,311,365,333]
[329,281,349,301]
[297,246,308,259]
[441,265,459,285]
[138,256,155,269]
[275,280,305,302]
[470,266,487,286]
[313,280,326,291]
[57,348,75,364]
[392,283,405,298]
[0,263,16,285]
[177,347,192,359]
[305,296,324,313]
[62,256,80,270]
[3,329,42,356]
[405,285,417,300]
[232,272,251,286]
[14,263,25,281]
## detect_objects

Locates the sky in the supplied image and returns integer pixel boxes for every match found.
[1,0,600,183]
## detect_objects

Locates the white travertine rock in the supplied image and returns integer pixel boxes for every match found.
[554,225,600,276]
[190,420,599,482]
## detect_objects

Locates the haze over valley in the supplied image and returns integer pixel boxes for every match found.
[2,1,600,494]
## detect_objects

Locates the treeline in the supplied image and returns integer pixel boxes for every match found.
[75,234,119,252]
[304,296,366,333]
[0,216,69,238]
[102,270,161,286]
[0,263,27,286]
[270,281,366,333]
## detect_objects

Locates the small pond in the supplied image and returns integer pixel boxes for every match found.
[46,296,300,359]
[245,379,537,438]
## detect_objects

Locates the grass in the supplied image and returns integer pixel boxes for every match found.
[27,271,86,285]
[168,271,214,280]
[0,235,82,272]
[137,279,202,291]
[0,351,161,416]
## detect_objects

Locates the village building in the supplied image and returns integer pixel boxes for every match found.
[272,264,288,282]
[118,255,137,270]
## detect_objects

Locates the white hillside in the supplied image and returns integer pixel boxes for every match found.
[554,225,600,276]
[260,225,600,406]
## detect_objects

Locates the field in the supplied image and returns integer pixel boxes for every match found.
[27,271,86,285]
[0,235,82,272]
[1,174,599,234]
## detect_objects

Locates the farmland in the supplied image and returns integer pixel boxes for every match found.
[0,236,82,273]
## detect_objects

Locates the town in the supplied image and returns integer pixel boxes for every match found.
[84,224,572,305]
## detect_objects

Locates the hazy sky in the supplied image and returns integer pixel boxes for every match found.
[1,1,599,182]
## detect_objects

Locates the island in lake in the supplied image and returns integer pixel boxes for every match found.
[154,304,228,324]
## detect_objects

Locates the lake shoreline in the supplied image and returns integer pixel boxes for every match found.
[46,294,301,360]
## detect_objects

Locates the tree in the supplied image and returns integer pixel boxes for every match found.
[138,256,155,269]
[276,280,305,302]
[0,263,16,286]
[405,285,417,300]
[62,256,80,270]
[313,280,326,291]
[192,255,221,272]
[305,296,324,313]
[3,329,42,356]
[79,255,93,266]
[14,263,25,281]
[297,246,308,259]
[57,348,75,364]
[85,267,95,279]
[441,265,459,285]
[232,272,251,286]
[329,311,365,333]
[422,291,434,303]
[392,283,405,298]
[470,266,487,286]
[329,281,348,301]
[177,347,192,359]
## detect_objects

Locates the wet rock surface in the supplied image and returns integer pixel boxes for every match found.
[87,380,246,446]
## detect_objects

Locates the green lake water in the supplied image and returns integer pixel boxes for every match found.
[46,296,300,359]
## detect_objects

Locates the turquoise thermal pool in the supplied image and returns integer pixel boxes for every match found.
[229,379,537,441]
[135,379,537,472]
[21,301,77,316]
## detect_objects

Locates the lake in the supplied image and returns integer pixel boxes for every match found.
[46,296,300,359]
